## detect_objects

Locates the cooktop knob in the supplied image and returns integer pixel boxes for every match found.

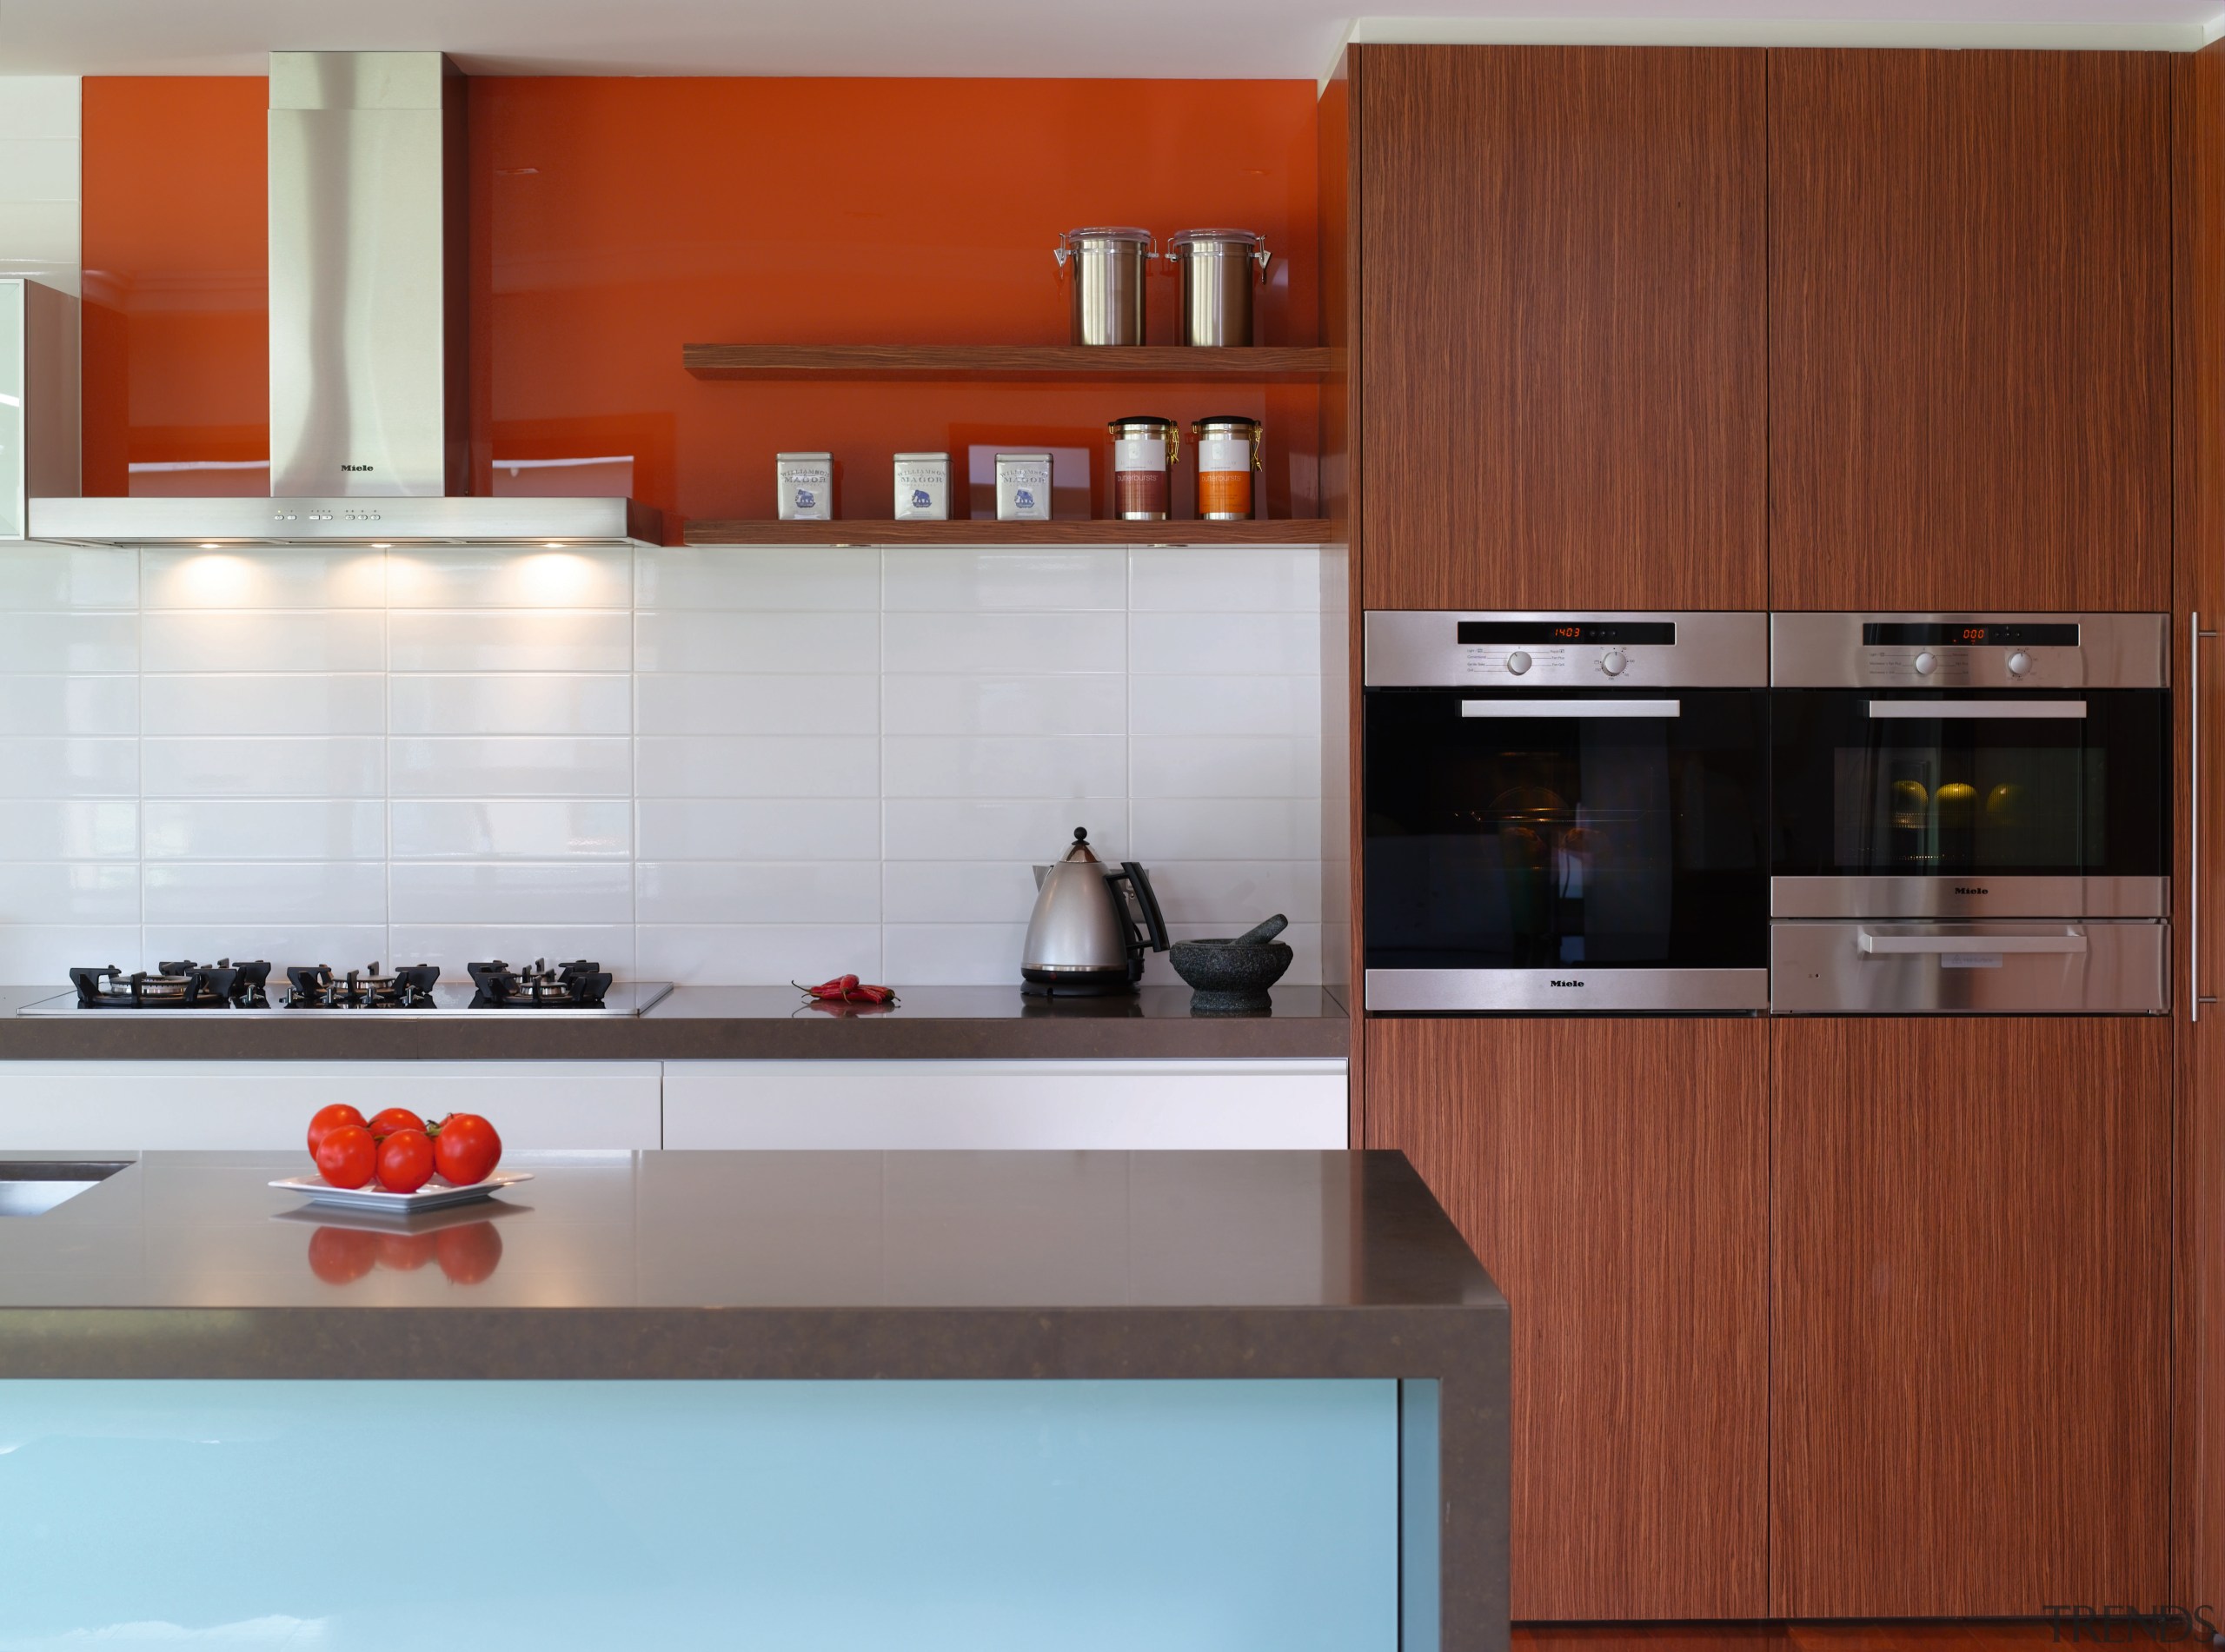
[2006,650,2033,677]
[1600,648,1628,677]
[1913,651,1938,676]
[1507,650,1533,675]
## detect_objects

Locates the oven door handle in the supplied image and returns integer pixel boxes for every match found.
[1461,700,1681,719]
[1865,700,2087,720]
[1857,929,2089,956]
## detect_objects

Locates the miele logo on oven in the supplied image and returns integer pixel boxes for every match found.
[1550,979,1585,988]
[1955,886,1989,895]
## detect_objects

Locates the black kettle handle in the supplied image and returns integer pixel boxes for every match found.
[1109,862,1172,955]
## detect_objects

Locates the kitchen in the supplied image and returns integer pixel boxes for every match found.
[0,3,2220,1648]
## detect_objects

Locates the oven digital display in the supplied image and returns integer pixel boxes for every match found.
[1861,622,2080,647]
[1457,620,1677,645]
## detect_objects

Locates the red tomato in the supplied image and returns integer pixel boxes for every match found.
[366,1106,426,1140]
[436,1220,504,1284]
[307,1225,376,1284]
[375,1128,435,1193]
[306,1103,367,1157]
[313,1125,377,1190]
[375,1231,438,1271]
[432,1113,502,1185]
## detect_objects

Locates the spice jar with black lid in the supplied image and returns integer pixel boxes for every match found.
[1107,416,1179,521]
[1191,415,1263,521]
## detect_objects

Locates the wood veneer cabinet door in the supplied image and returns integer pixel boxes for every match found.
[1770,50,2170,610]
[1353,45,1766,611]
[1770,1018,2170,1616]
[1365,1017,1767,1618]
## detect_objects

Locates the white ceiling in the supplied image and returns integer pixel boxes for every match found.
[0,0,2215,81]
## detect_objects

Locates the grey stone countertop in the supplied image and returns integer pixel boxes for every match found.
[0,984,1351,1061]
[0,1146,1505,1649]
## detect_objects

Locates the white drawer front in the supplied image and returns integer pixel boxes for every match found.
[0,1062,664,1151]
[662,1059,1348,1151]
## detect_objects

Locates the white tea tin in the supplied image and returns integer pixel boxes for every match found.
[893,452,951,521]
[776,452,834,521]
[995,453,1053,522]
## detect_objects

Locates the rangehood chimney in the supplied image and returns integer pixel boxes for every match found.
[29,51,662,548]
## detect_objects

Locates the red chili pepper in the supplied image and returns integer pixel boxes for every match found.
[794,977,899,1005]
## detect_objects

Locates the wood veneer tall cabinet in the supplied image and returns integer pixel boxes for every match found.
[1770,49,2171,609]
[1770,1018,2171,1615]
[1343,44,1768,612]
[1365,1018,1769,1619]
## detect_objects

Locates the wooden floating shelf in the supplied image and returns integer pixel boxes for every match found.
[682,343,1342,381]
[683,518,1344,547]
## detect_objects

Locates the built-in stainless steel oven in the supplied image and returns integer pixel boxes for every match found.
[1768,612,2169,1013]
[1362,611,1770,1013]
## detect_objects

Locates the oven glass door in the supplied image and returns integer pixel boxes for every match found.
[1770,688,2168,891]
[1363,687,1770,973]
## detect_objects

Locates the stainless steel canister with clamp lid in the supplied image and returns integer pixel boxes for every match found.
[1054,227,1154,347]
[1165,229,1270,346]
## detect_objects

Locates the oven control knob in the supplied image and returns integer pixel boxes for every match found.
[2007,650,2033,677]
[1506,651,1533,675]
[1600,649,1628,677]
[1913,651,1938,676]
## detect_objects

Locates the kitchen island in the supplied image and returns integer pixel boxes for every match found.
[0,1148,1504,1651]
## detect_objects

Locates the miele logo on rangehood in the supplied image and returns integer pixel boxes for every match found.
[1550,979,1585,988]
[341,463,375,472]
[1955,886,1989,895]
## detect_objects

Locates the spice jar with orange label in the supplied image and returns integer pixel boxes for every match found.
[1191,415,1263,521]
[1107,416,1179,521]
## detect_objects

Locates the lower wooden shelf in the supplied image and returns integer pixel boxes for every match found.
[682,518,1344,546]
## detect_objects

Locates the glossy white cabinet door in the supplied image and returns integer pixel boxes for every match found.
[0,1062,663,1151]
[662,1059,1349,1151]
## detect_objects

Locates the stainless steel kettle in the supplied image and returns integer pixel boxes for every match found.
[1021,826,1170,996]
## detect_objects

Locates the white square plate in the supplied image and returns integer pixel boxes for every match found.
[269,1169,534,1214]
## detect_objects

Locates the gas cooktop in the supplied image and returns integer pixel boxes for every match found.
[20,959,673,1018]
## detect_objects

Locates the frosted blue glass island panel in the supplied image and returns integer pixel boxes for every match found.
[0,1378,1398,1652]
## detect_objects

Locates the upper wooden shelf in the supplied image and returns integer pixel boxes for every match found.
[684,518,1344,547]
[682,344,1343,381]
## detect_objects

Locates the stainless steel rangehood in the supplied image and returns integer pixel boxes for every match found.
[30,51,662,549]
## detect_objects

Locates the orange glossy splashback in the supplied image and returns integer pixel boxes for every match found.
[82,75,1321,530]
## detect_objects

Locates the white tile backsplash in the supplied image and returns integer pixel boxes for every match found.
[143,611,383,674]
[142,674,387,736]
[881,547,1127,613]
[635,609,877,673]
[143,799,385,861]
[881,610,1125,675]
[143,548,386,610]
[0,677,137,736]
[143,862,388,926]
[389,799,631,861]
[143,736,383,798]
[0,545,1325,985]
[388,861,634,927]
[389,673,631,736]
[636,546,879,611]
[634,798,882,862]
[387,736,631,798]
[635,674,878,737]
[0,737,136,797]
[0,547,135,609]
[880,734,1126,799]
[0,613,136,673]
[387,611,629,673]
[0,800,136,860]
[880,674,1126,738]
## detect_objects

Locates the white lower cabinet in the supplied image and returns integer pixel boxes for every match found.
[661,1059,1350,1151]
[0,1058,1348,1152]
[0,1062,664,1151]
